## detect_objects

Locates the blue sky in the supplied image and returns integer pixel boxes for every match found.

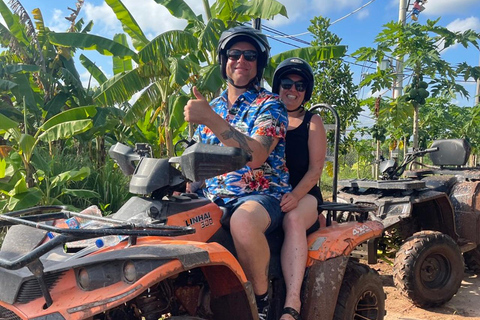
[10,0,480,112]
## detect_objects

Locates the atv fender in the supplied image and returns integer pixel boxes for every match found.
[301,255,349,320]
[0,241,256,320]
[411,190,458,240]
[306,220,383,264]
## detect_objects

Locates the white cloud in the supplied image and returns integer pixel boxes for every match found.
[437,17,480,53]
[49,9,71,32]
[422,0,480,16]
[357,9,370,20]
[447,16,480,32]
[83,2,123,36]
[83,0,212,39]
[80,69,99,89]
[265,0,309,27]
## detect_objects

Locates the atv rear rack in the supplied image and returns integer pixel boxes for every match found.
[319,201,377,225]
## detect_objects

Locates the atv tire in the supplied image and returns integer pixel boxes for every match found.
[464,246,480,274]
[393,231,464,307]
[333,260,385,320]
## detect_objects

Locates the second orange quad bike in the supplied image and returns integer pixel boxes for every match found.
[0,141,385,319]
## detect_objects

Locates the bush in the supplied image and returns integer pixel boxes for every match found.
[64,158,131,214]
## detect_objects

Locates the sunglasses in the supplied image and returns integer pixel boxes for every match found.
[226,49,258,62]
[280,78,306,92]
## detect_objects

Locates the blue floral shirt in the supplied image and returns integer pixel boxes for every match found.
[193,87,291,203]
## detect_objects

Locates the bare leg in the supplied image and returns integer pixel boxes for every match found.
[280,195,318,320]
[229,201,271,295]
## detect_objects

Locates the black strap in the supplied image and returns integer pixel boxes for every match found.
[287,105,304,113]
[304,110,313,131]
[282,307,302,320]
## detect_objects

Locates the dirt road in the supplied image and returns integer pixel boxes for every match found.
[375,262,480,320]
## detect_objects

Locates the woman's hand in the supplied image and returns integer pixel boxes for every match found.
[280,192,300,212]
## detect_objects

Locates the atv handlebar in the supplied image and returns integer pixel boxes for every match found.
[381,146,439,180]
[410,147,438,157]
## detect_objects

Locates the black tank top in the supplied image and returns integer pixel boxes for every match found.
[285,110,323,203]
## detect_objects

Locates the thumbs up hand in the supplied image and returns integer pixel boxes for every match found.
[184,86,214,125]
[192,86,206,101]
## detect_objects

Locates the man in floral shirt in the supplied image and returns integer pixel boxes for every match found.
[184,25,290,318]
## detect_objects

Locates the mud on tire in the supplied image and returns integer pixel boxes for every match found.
[333,260,386,320]
[393,231,464,307]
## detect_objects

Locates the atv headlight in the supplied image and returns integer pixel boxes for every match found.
[76,263,122,291]
[77,268,91,290]
[123,260,137,283]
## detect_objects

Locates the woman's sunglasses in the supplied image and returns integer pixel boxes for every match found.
[280,78,306,92]
[226,49,258,62]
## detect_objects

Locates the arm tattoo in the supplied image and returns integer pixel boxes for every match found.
[258,135,274,153]
[220,126,254,154]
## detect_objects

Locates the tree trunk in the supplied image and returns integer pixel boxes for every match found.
[375,140,380,180]
[96,136,105,167]
[412,103,419,150]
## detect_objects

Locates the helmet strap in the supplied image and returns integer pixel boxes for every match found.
[287,105,304,113]
[227,77,258,90]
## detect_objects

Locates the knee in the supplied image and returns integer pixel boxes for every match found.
[282,211,303,231]
[230,215,260,239]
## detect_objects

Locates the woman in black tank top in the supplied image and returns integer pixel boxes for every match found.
[272,58,327,320]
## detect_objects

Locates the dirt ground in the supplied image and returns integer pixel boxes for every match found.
[373,261,480,320]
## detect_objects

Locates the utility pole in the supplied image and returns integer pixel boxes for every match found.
[476,54,480,105]
[395,0,407,99]
[375,0,408,179]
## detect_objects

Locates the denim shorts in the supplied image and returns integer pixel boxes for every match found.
[214,194,283,235]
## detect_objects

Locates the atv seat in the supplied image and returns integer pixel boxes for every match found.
[430,139,470,167]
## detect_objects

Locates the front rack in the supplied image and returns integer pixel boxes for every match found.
[0,205,195,270]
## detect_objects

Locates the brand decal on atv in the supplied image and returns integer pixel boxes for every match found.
[185,212,213,228]
[352,225,372,236]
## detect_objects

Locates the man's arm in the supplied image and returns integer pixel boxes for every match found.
[184,87,280,168]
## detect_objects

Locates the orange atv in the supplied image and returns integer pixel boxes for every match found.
[0,142,385,320]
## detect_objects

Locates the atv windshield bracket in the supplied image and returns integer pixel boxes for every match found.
[27,259,53,307]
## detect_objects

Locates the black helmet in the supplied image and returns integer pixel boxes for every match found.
[217,25,270,85]
[272,57,314,102]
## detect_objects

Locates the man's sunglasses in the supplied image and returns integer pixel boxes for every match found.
[280,78,306,92]
[226,49,258,62]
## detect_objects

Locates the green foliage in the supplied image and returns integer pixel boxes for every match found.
[0,146,98,212]
[307,16,361,133]
[353,18,480,149]
[63,157,130,214]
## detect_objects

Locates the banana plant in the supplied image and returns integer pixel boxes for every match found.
[0,106,95,211]
[48,0,348,157]
[47,0,287,156]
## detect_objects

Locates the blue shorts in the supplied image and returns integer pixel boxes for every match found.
[214,194,283,235]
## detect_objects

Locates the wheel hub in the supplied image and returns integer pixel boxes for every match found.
[421,254,450,288]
